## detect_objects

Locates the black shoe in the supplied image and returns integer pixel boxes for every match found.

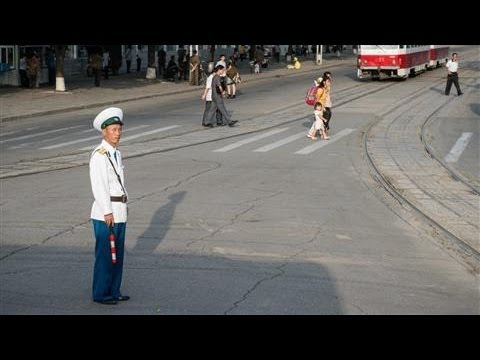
[228,120,238,127]
[115,295,130,301]
[445,93,449,96]
[95,299,118,305]
[458,92,463,96]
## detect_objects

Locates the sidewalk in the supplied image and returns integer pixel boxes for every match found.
[0,53,355,122]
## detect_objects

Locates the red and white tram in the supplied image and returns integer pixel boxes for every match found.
[429,45,449,68]
[357,45,449,79]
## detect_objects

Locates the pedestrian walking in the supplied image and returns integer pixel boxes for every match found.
[306,102,329,140]
[201,70,214,127]
[90,52,103,87]
[102,50,110,79]
[125,46,132,73]
[157,46,166,79]
[322,71,333,131]
[46,47,56,86]
[19,54,29,88]
[204,65,238,127]
[445,52,463,96]
[136,52,142,72]
[26,52,40,88]
[89,107,130,305]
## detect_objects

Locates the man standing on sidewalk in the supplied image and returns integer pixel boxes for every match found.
[89,107,130,305]
[190,50,200,86]
[125,46,132,73]
[90,52,103,87]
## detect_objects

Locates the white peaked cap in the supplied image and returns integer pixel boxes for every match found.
[93,107,124,131]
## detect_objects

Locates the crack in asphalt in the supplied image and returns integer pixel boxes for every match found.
[0,220,89,261]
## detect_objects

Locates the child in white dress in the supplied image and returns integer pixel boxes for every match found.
[307,102,329,140]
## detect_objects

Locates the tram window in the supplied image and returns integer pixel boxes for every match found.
[400,45,404,49]
[360,45,399,50]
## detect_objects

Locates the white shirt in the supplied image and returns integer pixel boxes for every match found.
[125,48,132,61]
[90,139,128,223]
[215,60,227,77]
[446,59,458,73]
[325,92,332,108]
[102,52,110,67]
[19,57,27,71]
[205,74,214,101]
[313,109,325,131]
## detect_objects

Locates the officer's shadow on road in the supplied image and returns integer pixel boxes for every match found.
[132,191,186,254]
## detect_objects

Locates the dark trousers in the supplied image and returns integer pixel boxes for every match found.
[202,101,213,125]
[136,59,141,72]
[158,62,165,77]
[48,66,55,86]
[445,73,462,95]
[126,60,132,73]
[93,68,101,86]
[323,107,332,130]
[206,93,232,126]
[92,220,126,301]
[19,69,29,87]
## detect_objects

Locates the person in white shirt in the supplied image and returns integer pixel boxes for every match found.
[102,50,110,79]
[445,52,463,96]
[125,46,132,73]
[89,107,130,305]
[201,70,215,127]
[19,54,28,88]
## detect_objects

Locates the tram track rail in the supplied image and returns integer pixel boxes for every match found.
[362,74,479,273]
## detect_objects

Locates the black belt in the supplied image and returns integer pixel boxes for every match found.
[110,195,128,203]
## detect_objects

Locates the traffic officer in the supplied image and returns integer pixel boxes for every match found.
[445,52,463,96]
[90,107,130,305]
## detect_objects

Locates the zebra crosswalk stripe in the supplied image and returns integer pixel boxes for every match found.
[213,128,290,152]
[253,131,306,152]
[294,128,356,155]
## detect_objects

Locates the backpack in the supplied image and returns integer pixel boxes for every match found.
[305,85,318,106]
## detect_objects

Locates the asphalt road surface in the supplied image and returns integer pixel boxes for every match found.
[1,45,478,314]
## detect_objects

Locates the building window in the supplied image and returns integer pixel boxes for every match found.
[0,46,15,70]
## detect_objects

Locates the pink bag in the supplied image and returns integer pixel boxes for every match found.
[305,85,318,106]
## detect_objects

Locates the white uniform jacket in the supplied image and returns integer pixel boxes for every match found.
[89,139,128,223]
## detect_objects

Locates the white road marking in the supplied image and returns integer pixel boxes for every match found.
[213,128,290,152]
[40,124,152,150]
[117,125,179,142]
[0,125,84,144]
[294,128,356,155]
[78,125,180,150]
[253,131,307,152]
[445,132,473,163]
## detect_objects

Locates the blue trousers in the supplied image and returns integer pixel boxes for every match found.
[92,220,126,301]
